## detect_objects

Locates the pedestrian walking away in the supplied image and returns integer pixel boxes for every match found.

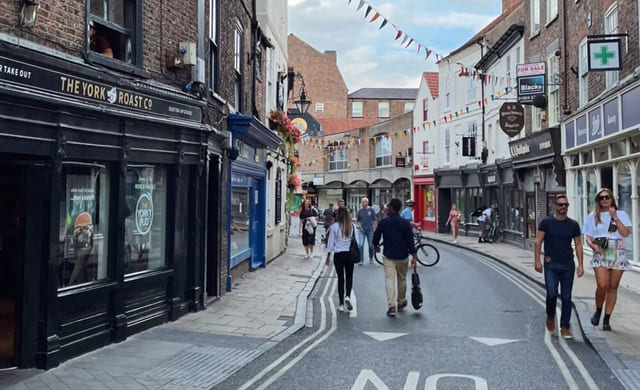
[446,204,462,243]
[299,198,318,259]
[326,207,356,312]
[583,188,632,331]
[373,198,418,317]
[356,197,377,265]
[322,203,336,244]
[534,194,584,339]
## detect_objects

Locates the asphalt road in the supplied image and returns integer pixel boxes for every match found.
[214,245,624,390]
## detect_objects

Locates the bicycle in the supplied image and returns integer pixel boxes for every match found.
[373,229,440,267]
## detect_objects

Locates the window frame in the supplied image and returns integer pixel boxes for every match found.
[547,53,560,126]
[422,98,428,121]
[209,0,219,93]
[404,102,415,113]
[351,101,363,117]
[530,0,540,36]
[233,19,243,112]
[315,103,325,113]
[375,136,393,167]
[604,4,619,89]
[329,149,348,171]
[546,0,558,24]
[578,38,589,107]
[86,0,144,74]
[378,101,390,118]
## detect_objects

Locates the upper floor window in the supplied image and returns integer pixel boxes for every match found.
[209,0,219,92]
[444,128,450,164]
[329,149,347,171]
[467,76,476,102]
[88,0,141,65]
[422,98,428,121]
[530,0,540,36]
[233,20,243,112]
[315,103,325,113]
[352,101,363,117]
[547,54,560,126]
[378,102,389,118]
[578,38,589,107]
[546,0,558,23]
[605,4,619,89]
[375,136,392,166]
[404,102,415,113]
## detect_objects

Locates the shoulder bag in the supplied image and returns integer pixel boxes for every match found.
[349,230,361,264]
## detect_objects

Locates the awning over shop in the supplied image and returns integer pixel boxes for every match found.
[413,176,435,185]
[228,114,281,149]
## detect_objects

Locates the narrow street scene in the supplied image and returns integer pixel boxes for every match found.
[2,0,640,389]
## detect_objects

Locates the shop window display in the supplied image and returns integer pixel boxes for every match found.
[58,165,110,288]
[618,163,635,264]
[124,166,167,274]
[231,188,250,257]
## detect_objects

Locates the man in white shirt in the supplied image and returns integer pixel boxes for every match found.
[477,206,493,243]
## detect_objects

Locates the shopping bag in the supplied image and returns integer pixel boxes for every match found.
[411,268,423,310]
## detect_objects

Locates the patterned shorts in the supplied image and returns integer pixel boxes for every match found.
[590,239,631,271]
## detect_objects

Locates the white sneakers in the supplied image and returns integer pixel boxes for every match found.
[345,297,353,311]
[338,304,345,312]
[452,240,457,244]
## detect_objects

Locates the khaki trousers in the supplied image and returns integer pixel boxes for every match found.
[383,256,409,308]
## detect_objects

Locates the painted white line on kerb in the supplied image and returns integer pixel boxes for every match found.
[238,273,335,390]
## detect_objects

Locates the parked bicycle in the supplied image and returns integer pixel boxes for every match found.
[373,229,440,267]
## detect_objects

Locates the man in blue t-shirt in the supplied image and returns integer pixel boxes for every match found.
[356,197,377,265]
[400,199,420,229]
[534,194,584,339]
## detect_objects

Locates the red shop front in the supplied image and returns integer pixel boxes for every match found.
[413,176,437,232]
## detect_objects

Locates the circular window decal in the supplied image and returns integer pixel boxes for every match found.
[135,193,154,235]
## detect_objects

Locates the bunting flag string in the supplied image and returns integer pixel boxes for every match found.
[346,0,442,62]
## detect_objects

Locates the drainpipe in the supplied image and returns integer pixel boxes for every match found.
[478,39,487,164]
[562,0,569,113]
[251,0,258,117]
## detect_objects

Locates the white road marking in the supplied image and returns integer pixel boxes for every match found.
[475,256,597,390]
[425,374,488,390]
[238,274,336,390]
[469,337,519,346]
[255,282,338,389]
[363,331,408,342]
[349,290,358,318]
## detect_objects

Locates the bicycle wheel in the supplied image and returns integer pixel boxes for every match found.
[373,243,384,265]
[416,243,440,267]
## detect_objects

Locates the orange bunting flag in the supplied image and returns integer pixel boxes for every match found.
[370,12,380,22]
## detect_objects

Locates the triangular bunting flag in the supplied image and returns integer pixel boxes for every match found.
[356,0,365,11]
[379,19,388,29]
[394,29,402,40]
[370,12,380,22]
[364,5,372,18]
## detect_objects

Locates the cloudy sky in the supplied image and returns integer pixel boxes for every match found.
[288,0,503,93]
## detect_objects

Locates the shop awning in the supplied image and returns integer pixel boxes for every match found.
[228,114,281,149]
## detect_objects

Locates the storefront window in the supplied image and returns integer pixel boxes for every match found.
[372,188,392,211]
[231,188,250,257]
[526,192,536,238]
[504,188,523,233]
[611,141,626,158]
[595,146,608,162]
[468,188,483,223]
[124,166,167,274]
[452,188,466,223]
[586,169,598,217]
[424,185,436,221]
[618,163,634,263]
[577,172,585,226]
[58,164,109,288]
[394,180,411,205]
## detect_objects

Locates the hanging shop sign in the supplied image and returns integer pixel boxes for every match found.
[395,157,406,167]
[588,39,622,71]
[499,102,525,137]
[516,62,546,104]
[0,55,202,122]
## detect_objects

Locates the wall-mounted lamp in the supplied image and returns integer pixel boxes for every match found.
[293,73,311,115]
[19,0,39,27]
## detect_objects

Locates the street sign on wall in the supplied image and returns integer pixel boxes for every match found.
[516,62,546,104]
[588,39,622,71]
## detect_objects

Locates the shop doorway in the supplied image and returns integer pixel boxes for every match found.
[0,168,24,368]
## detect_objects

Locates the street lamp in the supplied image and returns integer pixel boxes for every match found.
[293,74,311,114]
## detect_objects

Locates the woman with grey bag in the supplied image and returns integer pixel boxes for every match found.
[583,188,632,331]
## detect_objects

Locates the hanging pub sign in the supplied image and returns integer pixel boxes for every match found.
[395,157,406,167]
[462,136,476,157]
[499,102,525,137]
[516,62,546,104]
[0,55,202,122]
[588,39,622,71]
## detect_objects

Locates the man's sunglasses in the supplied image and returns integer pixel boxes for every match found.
[598,195,611,201]
[555,203,569,207]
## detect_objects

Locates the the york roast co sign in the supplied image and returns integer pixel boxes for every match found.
[0,55,202,122]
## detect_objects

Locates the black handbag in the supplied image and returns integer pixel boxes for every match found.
[411,268,423,310]
[349,231,361,264]
[594,237,609,249]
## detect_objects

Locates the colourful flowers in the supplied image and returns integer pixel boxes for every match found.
[269,109,302,146]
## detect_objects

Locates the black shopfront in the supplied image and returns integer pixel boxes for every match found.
[509,127,564,248]
[0,46,218,368]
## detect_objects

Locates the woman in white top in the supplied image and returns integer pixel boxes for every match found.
[325,206,355,311]
[583,188,632,331]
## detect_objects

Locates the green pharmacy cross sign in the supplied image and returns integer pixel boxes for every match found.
[588,38,622,71]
